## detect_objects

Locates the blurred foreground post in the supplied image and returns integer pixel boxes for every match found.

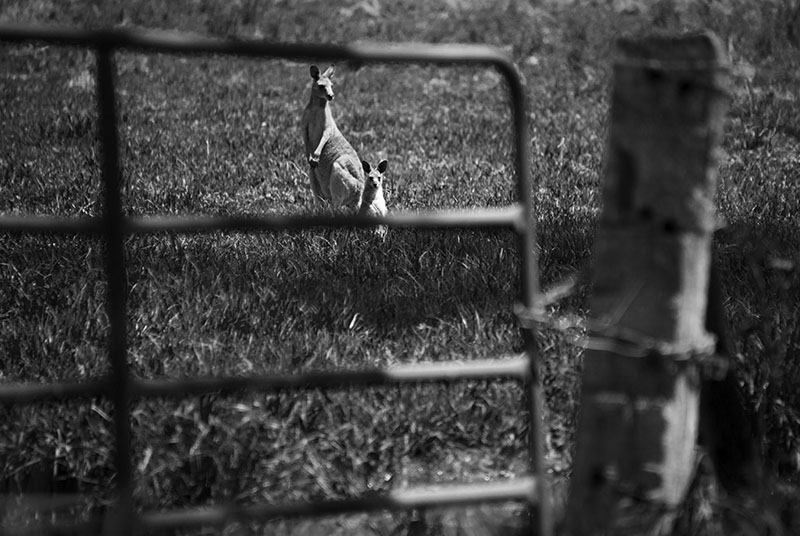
[564,33,729,535]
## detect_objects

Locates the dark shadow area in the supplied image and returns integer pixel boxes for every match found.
[124,227,522,336]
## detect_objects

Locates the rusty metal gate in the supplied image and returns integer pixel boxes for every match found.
[0,25,551,536]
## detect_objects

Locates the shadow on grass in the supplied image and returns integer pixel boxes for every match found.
[126,227,522,333]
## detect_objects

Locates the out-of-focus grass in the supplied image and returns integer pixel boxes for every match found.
[1,0,798,534]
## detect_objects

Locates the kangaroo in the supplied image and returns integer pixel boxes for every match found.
[359,159,388,238]
[301,65,364,212]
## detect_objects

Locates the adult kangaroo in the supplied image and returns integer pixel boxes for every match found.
[301,65,363,212]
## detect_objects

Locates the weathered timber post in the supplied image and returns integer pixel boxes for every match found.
[564,33,729,535]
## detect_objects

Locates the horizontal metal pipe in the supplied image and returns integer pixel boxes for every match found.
[0,206,523,235]
[3,477,536,535]
[141,476,538,530]
[0,215,103,234]
[0,356,529,405]
[0,24,514,69]
[1,518,104,536]
[0,378,109,405]
[134,356,530,399]
[126,206,523,233]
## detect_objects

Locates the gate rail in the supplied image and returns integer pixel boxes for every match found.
[0,25,551,536]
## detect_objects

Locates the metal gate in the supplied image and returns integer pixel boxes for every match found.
[0,25,551,536]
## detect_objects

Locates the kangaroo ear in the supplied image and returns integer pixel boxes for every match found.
[377,160,388,173]
[322,64,335,78]
[310,65,320,80]
[361,160,371,173]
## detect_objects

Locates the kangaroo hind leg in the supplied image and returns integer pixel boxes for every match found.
[330,162,363,213]
[308,168,326,205]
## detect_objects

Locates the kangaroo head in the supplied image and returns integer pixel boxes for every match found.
[309,65,335,102]
[361,159,388,191]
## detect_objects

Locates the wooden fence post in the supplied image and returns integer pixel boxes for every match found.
[564,33,729,535]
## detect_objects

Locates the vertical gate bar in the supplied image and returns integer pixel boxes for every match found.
[504,63,551,535]
[96,42,135,534]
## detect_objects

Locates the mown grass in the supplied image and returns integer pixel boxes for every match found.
[1,1,798,534]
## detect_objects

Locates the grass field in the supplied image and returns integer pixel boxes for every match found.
[1,1,799,534]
